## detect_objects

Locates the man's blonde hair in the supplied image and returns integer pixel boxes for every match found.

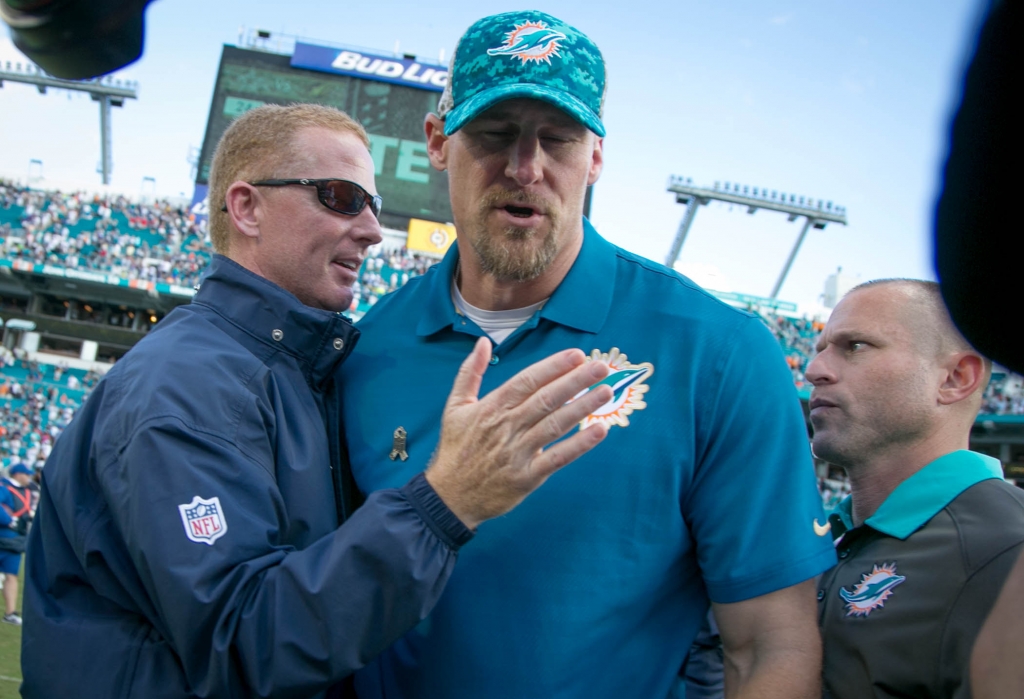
[207,103,369,253]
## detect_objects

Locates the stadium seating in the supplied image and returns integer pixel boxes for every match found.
[351,252,435,314]
[1,180,211,289]
[0,359,95,470]
[1,180,439,307]
[981,372,1024,415]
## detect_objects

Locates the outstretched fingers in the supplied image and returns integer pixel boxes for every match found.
[513,359,610,432]
[531,423,610,481]
[522,378,613,451]
[444,337,492,410]
[427,344,615,529]
[488,348,589,409]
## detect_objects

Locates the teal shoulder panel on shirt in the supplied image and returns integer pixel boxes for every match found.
[866,450,1003,539]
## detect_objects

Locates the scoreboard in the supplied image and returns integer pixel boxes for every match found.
[195,44,453,226]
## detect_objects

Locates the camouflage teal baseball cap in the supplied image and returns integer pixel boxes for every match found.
[438,11,607,137]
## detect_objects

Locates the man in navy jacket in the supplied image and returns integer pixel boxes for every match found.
[20,103,613,698]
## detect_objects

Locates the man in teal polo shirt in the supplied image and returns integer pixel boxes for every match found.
[807,279,1024,698]
[340,11,835,698]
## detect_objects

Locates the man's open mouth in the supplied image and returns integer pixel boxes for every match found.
[503,204,537,218]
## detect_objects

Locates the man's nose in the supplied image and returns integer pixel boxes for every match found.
[350,207,383,246]
[505,134,543,186]
[804,351,834,385]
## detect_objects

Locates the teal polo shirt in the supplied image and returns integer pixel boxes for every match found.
[820,450,1024,699]
[340,220,836,699]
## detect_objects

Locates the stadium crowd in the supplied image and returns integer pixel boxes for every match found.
[1,180,444,312]
[0,180,210,289]
[0,355,94,472]
[352,249,436,312]
[817,474,852,511]
[761,313,824,388]
[982,375,1024,415]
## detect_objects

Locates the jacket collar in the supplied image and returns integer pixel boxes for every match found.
[416,217,616,337]
[193,255,358,389]
[834,450,1003,540]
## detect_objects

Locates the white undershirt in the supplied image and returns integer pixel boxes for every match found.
[451,277,547,344]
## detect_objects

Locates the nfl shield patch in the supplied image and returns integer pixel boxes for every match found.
[178,495,228,545]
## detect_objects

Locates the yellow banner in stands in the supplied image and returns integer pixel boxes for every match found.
[407,219,457,256]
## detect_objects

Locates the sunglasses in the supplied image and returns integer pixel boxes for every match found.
[221,179,383,218]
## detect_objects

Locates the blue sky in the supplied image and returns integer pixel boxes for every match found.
[0,0,985,310]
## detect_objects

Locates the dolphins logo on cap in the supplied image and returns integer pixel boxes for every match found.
[487,21,567,65]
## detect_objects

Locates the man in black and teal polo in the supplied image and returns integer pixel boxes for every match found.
[807,279,1024,699]
[339,11,835,699]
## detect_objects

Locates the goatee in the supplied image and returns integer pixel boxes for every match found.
[470,189,560,282]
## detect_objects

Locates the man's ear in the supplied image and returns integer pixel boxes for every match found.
[424,113,449,172]
[224,181,262,241]
[587,136,604,186]
[937,351,987,406]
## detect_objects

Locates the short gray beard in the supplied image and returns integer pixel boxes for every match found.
[468,189,560,282]
[470,225,557,282]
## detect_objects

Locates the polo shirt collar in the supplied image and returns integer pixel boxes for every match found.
[415,217,616,337]
[417,240,462,337]
[834,450,1003,540]
[539,218,616,334]
[194,255,358,389]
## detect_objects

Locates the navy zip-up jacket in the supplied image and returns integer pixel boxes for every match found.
[21,256,471,698]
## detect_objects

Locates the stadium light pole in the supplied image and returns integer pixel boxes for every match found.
[0,60,138,185]
[770,217,815,299]
[96,94,115,183]
[664,188,706,269]
[666,176,848,299]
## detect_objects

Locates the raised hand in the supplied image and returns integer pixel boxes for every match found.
[426,337,613,530]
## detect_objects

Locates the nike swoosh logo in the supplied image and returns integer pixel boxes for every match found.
[814,519,832,537]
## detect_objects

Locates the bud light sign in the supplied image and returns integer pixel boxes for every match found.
[291,42,447,92]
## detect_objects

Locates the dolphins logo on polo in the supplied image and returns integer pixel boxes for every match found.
[487,21,567,65]
[840,563,906,617]
[570,348,654,429]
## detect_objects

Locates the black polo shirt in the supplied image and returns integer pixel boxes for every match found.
[819,450,1024,699]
